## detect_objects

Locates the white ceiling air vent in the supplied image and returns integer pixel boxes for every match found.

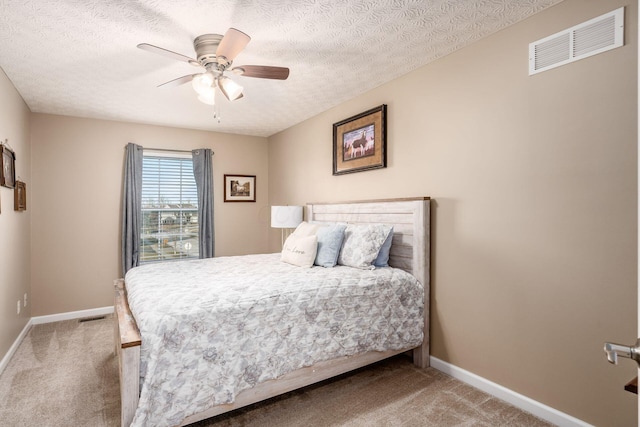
[529,7,624,75]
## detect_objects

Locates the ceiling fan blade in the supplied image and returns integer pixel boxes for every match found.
[216,28,251,64]
[137,43,200,67]
[157,74,198,88]
[231,65,290,80]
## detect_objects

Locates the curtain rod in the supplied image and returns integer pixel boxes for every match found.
[142,147,193,154]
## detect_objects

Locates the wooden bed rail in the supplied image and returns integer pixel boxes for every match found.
[114,279,141,427]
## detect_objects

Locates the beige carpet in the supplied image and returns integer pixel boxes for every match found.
[0,316,553,426]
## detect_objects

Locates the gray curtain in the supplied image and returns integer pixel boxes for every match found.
[121,143,143,276]
[192,149,215,258]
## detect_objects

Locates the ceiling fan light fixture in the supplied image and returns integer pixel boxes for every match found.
[197,87,216,105]
[192,72,214,96]
[218,76,243,101]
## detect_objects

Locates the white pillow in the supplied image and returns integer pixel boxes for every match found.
[292,221,321,237]
[281,234,318,268]
[337,224,392,269]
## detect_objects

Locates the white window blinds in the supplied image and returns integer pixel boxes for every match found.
[140,155,199,263]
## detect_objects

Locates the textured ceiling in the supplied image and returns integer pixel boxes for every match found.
[0,0,563,137]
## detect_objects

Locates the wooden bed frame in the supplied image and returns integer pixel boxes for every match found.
[114,197,430,426]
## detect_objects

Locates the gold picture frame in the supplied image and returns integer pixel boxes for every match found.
[0,145,16,188]
[224,174,256,202]
[333,104,387,175]
[14,181,26,211]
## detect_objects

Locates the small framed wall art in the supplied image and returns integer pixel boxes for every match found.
[333,104,387,175]
[224,174,256,202]
[14,181,26,211]
[0,145,16,188]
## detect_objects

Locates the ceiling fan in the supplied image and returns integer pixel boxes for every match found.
[138,28,289,107]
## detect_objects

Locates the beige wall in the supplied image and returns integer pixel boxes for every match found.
[0,68,31,360]
[268,0,638,425]
[0,0,636,425]
[30,114,269,316]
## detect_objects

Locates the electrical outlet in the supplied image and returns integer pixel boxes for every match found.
[24,293,27,307]
[17,300,20,315]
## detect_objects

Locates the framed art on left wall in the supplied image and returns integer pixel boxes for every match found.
[0,145,15,188]
[14,181,26,211]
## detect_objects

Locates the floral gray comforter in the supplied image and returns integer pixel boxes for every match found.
[124,253,424,427]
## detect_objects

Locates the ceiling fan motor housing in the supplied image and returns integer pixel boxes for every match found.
[194,34,230,69]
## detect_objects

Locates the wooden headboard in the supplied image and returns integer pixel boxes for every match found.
[306,197,431,366]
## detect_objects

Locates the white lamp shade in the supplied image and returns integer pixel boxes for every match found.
[218,76,244,101]
[197,88,216,105]
[192,72,214,95]
[271,206,303,228]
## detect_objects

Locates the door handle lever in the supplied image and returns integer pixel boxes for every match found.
[604,339,640,366]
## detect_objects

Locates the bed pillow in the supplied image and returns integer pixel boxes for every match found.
[337,224,392,270]
[373,227,394,267]
[281,234,318,268]
[292,221,321,237]
[314,223,347,267]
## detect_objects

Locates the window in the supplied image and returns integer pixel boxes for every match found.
[140,154,199,263]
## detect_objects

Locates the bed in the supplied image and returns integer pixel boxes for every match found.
[114,197,430,426]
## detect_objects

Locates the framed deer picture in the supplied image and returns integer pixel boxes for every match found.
[333,104,386,175]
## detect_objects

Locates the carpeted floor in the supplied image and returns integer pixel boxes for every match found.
[0,316,554,426]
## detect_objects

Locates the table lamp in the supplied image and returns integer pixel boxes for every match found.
[271,205,303,247]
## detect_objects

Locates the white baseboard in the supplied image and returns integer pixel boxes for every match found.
[31,306,114,325]
[0,319,32,376]
[430,356,592,427]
